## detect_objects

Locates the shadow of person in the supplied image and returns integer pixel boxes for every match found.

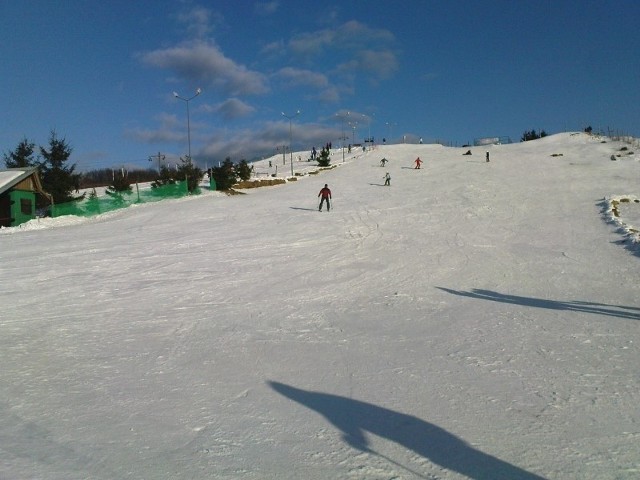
[436,287,640,321]
[268,381,546,480]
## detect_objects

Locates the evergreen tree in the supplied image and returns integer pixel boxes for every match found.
[151,166,178,188]
[235,159,252,181]
[210,158,237,190]
[106,169,133,197]
[521,129,548,142]
[38,131,82,204]
[3,137,39,168]
[176,157,204,193]
[317,147,331,167]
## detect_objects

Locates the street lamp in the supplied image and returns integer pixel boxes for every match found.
[282,110,300,176]
[173,88,202,164]
[336,111,350,163]
[386,122,396,144]
[363,114,373,150]
[349,121,358,144]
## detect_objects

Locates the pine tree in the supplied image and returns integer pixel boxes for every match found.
[151,166,177,188]
[210,158,237,190]
[317,147,331,167]
[176,157,204,193]
[39,131,82,204]
[106,169,133,198]
[235,159,252,181]
[3,138,39,168]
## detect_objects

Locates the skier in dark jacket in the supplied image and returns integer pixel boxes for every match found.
[318,184,332,211]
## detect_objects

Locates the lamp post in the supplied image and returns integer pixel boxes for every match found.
[337,111,349,163]
[173,88,202,164]
[363,114,373,150]
[349,121,358,144]
[386,122,396,144]
[282,110,300,176]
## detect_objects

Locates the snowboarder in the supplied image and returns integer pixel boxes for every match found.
[318,184,332,211]
[414,157,423,169]
[380,158,388,167]
[384,172,391,186]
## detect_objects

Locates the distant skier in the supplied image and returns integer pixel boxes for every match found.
[384,172,391,186]
[486,151,490,162]
[318,184,332,211]
[380,158,388,167]
[414,157,423,169]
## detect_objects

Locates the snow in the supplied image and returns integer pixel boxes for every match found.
[1,132,639,479]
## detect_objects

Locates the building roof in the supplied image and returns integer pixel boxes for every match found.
[0,167,51,200]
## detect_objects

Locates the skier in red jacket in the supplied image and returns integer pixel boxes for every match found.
[318,184,332,212]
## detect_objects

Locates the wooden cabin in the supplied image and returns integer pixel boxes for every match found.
[0,167,52,227]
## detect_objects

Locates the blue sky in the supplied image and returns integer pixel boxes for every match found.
[2,0,639,172]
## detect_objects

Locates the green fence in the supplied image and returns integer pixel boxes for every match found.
[51,181,196,218]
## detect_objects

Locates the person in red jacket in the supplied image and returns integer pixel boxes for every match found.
[414,157,423,169]
[318,184,332,211]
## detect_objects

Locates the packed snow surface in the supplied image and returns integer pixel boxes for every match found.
[1,133,640,479]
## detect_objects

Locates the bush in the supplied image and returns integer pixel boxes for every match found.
[235,159,252,181]
[176,158,203,193]
[521,129,548,142]
[317,147,331,167]
[106,170,133,197]
[210,158,237,190]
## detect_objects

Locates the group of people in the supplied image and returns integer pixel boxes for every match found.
[317,154,431,209]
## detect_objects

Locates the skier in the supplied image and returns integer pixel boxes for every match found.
[414,157,423,169]
[384,172,391,186]
[380,158,388,167]
[486,151,490,162]
[318,184,332,211]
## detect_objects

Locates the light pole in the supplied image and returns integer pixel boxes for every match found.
[173,88,202,164]
[337,111,349,163]
[349,121,358,144]
[363,114,373,149]
[282,110,300,176]
[386,122,396,144]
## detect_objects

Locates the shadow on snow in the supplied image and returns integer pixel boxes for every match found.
[289,207,319,212]
[268,381,546,480]
[437,287,640,321]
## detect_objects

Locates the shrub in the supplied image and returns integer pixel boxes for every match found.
[521,129,548,142]
[317,147,331,167]
[210,158,237,190]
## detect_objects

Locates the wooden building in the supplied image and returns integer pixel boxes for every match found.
[0,167,52,227]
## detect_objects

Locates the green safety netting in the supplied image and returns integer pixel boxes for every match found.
[51,181,199,218]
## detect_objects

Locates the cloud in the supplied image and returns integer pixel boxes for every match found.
[355,49,399,79]
[201,98,256,120]
[125,113,184,144]
[197,121,340,162]
[274,67,329,89]
[176,6,215,39]
[289,20,396,59]
[141,41,269,96]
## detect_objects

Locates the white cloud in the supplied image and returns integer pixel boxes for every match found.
[274,67,329,89]
[201,98,256,120]
[141,41,269,96]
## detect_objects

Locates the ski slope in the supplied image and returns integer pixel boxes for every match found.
[1,132,639,479]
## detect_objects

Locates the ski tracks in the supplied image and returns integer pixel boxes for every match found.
[345,208,382,249]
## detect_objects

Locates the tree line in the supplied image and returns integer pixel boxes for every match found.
[3,132,254,206]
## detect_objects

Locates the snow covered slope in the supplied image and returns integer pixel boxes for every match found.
[1,133,639,479]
